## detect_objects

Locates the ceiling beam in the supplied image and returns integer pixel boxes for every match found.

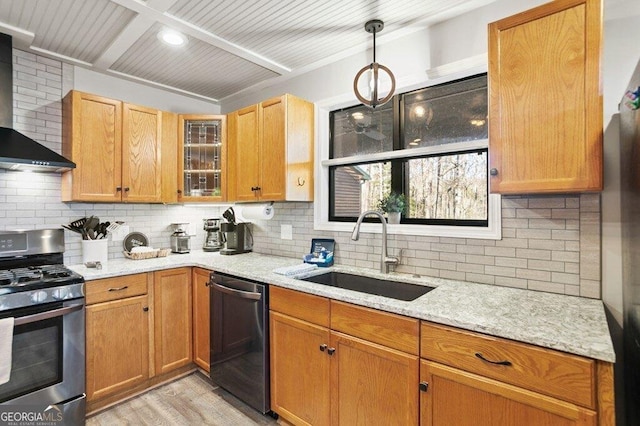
[109,0,291,75]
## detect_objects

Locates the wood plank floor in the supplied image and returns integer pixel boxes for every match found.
[86,373,277,425]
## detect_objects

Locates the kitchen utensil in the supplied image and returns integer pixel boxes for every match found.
[62,224,83,235]
[69,217,87,228]
[123,232,149,252]
[94,222,110,239]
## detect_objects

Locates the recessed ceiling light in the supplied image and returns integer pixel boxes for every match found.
[157,29,188,47]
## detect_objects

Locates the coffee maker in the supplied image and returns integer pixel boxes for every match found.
[203,218,224,252]
[219,207,253,255]
[170,223,191,254]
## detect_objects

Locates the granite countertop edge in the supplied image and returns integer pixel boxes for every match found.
[68,251,615,363]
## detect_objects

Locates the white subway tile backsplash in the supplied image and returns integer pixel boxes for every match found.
[2,48,603,299]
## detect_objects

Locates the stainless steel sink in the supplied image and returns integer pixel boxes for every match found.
[299,272,434,301]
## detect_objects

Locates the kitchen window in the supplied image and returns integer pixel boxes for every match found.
[327,74,490,227]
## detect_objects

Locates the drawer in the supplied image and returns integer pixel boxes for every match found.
[270,286,330,327]
[331,301,419,355]
[420,322,595,409]
[86,273,149,305]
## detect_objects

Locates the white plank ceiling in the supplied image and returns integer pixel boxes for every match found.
[0,0,496,102]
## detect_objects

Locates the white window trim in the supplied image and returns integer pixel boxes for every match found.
[313,56,501,240]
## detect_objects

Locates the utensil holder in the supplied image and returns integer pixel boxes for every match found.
[82,239,108,264]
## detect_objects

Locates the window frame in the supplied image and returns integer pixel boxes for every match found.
[313,57,501,240]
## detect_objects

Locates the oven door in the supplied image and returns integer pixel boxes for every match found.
[0,299,85,408]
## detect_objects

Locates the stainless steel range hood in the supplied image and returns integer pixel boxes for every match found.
[0,34,75,173]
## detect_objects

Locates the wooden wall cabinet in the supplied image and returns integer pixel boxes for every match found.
[228,94,314,202]
[153,268,193,375]
[62,90,165,202]
[488,0,603,194]
[192,267,211,372]
[270,287,419,426]
[85,274,151,405]
[178,115,227,202]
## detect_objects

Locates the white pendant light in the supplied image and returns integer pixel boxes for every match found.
[353,20,396,108]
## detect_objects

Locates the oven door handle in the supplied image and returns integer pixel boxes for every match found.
[14,303,84,326]
[209,281,262,301]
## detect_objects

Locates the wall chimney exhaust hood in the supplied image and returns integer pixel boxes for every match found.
[0,33,75,173]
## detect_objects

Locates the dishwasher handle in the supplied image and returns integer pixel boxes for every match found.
[208,276,262,301]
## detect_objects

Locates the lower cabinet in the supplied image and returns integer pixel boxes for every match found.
[153,268,193,374]
[331,331,419,425]
[419,322,603,426]
[271,311,331,425]
[85,269,195,413]
[420,360,596,426]
[270,287,420,426]
[85,274,151,404]
[192,267,211,372]
[270,287,613,426]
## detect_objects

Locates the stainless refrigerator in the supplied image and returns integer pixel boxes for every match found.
[619,58,640,426]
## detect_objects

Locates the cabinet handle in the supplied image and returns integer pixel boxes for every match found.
[475,352,512,366]
[489,168,498,176]
[143,306,149,312]
[124,187,130,192]
[319,344,327,352]
[419,382,429,392]
[177,189,182,194]
[297,177,305,186]
[327,347,336,356]
[108,286,129,292]
[116,186,122,192]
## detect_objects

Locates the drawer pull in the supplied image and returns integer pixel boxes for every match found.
[319,344,327,352]
[475,352,512,366]
[108,286,129,292]
[327,347,336,356]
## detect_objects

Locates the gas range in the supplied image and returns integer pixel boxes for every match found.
[0,229,86,422]
[0,229,84,311]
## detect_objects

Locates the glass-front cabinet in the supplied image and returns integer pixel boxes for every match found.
[178,115,226,201]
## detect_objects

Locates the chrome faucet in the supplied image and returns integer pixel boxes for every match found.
[351,210,399,274]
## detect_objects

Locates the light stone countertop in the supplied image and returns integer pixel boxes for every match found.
[68,250,615,363]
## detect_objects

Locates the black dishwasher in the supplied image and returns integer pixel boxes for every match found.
[208,271,269,414]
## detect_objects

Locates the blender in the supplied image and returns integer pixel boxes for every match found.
[170,223,191,253]
[203,218,225,252]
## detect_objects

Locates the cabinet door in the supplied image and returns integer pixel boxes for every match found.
[231,105,260,201]
[86,295,149,401]
[63,91,122,202]
[331,331,419,426]
[122,103,162,202]
[153,268,192,375]
[259,96,286,201]
[488,0,602,194]
[178,115,227,202]
[284,94,314,202]
[270,311,331,426]
[420,360,596,426]
[192,268,210,372]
